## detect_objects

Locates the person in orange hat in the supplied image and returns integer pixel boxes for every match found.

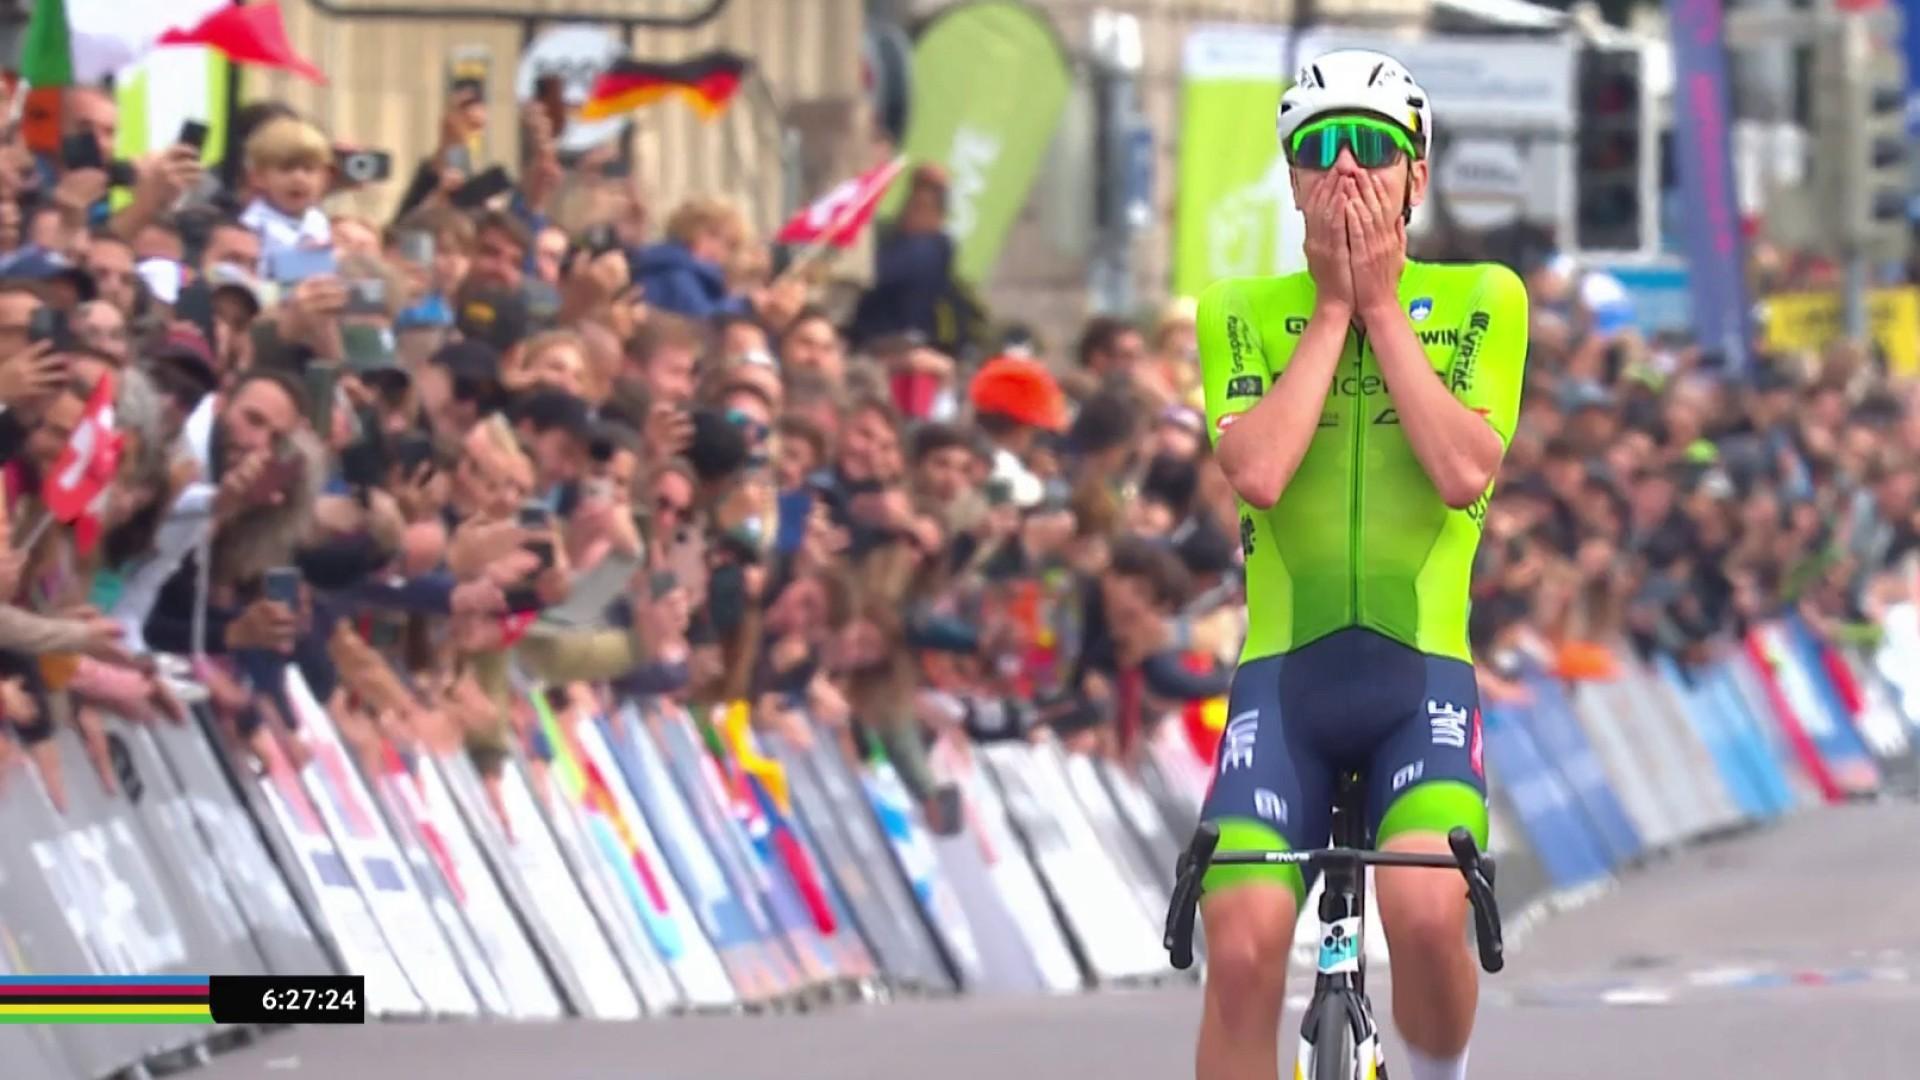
[969,354,1068,510]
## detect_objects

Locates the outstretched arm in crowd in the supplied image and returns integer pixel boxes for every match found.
[107,142,204,243]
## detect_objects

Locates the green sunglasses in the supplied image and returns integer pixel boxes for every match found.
[1287,115,1417,171]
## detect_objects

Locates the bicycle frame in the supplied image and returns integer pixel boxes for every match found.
[1163,778,1503,1080]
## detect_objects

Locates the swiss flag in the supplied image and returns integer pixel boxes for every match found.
[774,156,907,250]
[43,372,122,556]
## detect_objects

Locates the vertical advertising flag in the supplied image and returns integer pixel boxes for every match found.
[1174,27,1304,299]
[886,0,1072,283]
[1665,0,1754,373]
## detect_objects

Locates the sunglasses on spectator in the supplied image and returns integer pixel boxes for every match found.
[656,495,690,518]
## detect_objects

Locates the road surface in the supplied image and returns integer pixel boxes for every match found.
[199,801,1920,1079]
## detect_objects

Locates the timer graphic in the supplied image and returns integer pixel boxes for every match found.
[209,975,366,1025]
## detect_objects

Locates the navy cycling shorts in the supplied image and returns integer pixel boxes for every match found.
[1199,628,1489,896]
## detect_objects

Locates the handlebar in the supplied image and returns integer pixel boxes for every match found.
[1163,823,1505,974]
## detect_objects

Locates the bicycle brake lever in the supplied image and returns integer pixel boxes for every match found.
[1166,822,1219,971]
[1447,828,1505,974]
[1468,868,1504,973]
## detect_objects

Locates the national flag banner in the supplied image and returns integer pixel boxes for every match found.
[23,0,321,88]
[42,371,120,555]
[774,156,907,250]
[580,51,749,122]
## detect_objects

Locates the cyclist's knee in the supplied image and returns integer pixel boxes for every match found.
[1200,885,1298,1026]
[1376,836,1471,961]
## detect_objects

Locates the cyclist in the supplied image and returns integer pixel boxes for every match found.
[1192,49,1527,1080]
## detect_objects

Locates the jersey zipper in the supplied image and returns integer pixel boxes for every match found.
[1349,330,1367,621]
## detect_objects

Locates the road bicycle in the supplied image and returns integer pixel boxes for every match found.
[1164,772,1505,1080]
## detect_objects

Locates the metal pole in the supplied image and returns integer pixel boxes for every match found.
[1840,10,1872,342]
[1844,246,1871,340]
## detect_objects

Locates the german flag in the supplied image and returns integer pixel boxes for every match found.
[581,51,749,122]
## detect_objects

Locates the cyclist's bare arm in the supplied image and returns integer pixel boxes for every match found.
[1199,284,1349,510]
[1365,264,1528,509]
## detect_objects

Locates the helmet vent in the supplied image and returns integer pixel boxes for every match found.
[1309,64,1326,88]
[1367,60,1386,86]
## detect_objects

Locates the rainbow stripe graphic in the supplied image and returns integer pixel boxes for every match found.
[0,976,212,1024]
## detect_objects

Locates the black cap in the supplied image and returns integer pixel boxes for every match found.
[455,285,530,352]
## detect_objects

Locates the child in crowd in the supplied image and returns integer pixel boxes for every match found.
[239,116,333,263]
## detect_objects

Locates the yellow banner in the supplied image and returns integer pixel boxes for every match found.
[1759,287,1920,376]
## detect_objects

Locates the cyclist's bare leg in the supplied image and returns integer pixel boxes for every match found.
[1196,883,1299,1080]
[1375,832,1477,1071]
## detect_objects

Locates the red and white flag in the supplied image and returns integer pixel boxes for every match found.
[42,371,122,555]
[774,156,907,250]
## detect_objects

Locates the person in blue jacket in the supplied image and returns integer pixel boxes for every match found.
[627,196,749,320]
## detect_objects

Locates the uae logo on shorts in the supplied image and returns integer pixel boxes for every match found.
[1409,297,1433,322]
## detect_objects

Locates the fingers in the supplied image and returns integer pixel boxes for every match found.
[1357,168,1387,226]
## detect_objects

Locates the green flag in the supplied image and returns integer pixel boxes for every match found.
[1173,29,1307,297]
[21,0,74,88]
[889,0,1072,283]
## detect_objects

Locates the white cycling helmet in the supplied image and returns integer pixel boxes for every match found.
[1276,48,1432,161]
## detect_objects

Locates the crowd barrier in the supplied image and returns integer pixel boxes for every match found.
[2,612,1917,1080]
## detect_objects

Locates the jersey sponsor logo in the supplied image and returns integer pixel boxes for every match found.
[1239,513,1256,557]
[1428,699,1469,749]
[1331,372,1385,397]
[1253,787,1289,825]
[1318,412,1340,429]
[1373,407,1399,425]
[1283,315,1308,335]
[1464,486,1492,526]
[1449,311,1491,394]
[1225,374,1264,399]
[1417,328,1458,347]
[1409,297,1433,322]
[1391,760,1425,792]
[1470,707,1485,779]
[1219,710,1259,773]
[1226,314,1253,374]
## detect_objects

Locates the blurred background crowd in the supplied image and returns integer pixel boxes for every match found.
[0,0,1915,831]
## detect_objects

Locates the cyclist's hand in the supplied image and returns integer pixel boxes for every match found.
[1301,174,1355,314]
[1346,170,1406,318]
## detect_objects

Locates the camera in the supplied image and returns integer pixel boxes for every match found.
[336,149,393,185]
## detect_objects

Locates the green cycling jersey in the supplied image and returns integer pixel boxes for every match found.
[1198,259,1529,665]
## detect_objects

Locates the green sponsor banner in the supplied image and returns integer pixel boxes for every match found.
[1174,28,1303,298]
[113,45,229,211]
[889,0,1071,283]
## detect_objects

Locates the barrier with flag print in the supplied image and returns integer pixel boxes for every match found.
[0,618,1913,1080]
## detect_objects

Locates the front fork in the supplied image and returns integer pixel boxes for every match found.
[1297,866,1388,1080]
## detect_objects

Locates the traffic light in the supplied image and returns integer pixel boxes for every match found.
[1811,8,1912,263]
[1859,37,1910,263]
[1574,46,1647,253]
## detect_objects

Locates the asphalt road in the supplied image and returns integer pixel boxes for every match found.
[198,801,1920,1080]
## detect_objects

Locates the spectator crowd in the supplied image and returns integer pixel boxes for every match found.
[0,77,1914,825]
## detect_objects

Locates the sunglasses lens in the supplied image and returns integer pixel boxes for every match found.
[1292,122,1408,170]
